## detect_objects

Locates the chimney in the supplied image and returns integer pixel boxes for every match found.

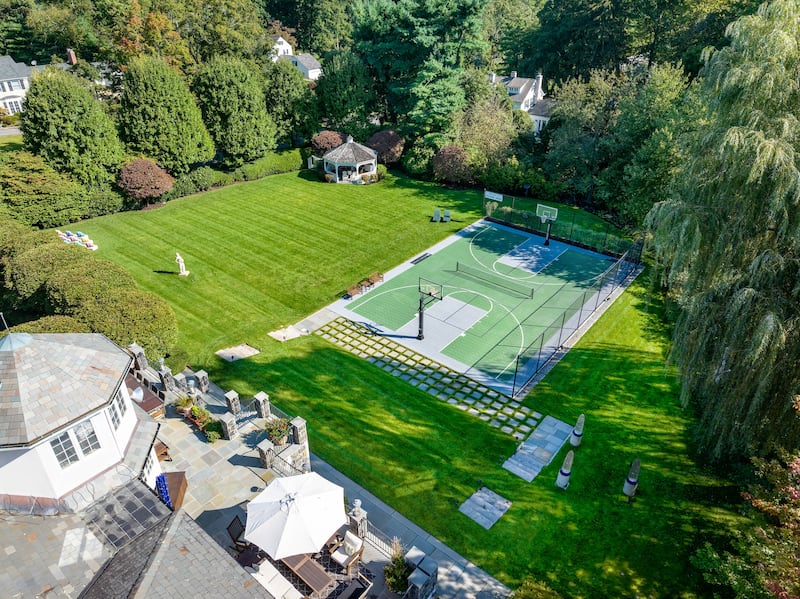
[535,72,544,101]
[66,48,77,65]
[510,70,517,79]
[489,72,496,83]
[346,135,353,143]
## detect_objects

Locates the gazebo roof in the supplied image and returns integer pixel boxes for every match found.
[323,136,377,164]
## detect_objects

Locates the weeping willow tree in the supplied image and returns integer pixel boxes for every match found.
[647,0,800,463]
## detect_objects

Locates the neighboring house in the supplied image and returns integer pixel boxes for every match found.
[0,55,31,115]
[0,332,163,514]
[285,53,322,81]
[271,35,294,62]
[490,71,553,135]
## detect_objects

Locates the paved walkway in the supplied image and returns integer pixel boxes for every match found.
[316,317,544,442]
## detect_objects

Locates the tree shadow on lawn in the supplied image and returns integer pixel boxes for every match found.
[195,339,741,598]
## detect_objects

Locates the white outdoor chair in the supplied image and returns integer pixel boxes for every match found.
[331,530,364,576]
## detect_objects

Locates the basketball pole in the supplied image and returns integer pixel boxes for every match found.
[544,220,553,246]
[417,294,425,340]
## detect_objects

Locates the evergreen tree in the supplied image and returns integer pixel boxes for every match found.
[263,58,317,145]
[21,67,124,188]
[193,57,276,166]
[648,0,800,462]
[295,0,352,56]
[118,56,214,174]
[315,50,379,139]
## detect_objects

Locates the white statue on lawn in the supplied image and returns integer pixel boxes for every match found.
[176,252,189,276]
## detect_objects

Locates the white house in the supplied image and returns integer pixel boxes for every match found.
[284,53,322,81]
[0,332,162,515]
[0,55,32,115]
[490,71,553,134]
[271,35,294,62]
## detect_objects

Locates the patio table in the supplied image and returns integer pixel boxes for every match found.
[281,553,333,595]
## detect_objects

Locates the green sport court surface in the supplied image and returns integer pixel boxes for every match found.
[329,220,629,396]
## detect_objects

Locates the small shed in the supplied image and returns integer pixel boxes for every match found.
[323,136,378,183]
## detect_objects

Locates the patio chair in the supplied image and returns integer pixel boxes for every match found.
[432,208,441,223]
[443,209,451,222]
[331,530,364,576]
[227,515,248,551]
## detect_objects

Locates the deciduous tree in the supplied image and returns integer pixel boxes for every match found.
[647,0,800,461]
[315,50,379,139]
[263,58,318,145]
[366,130,405,165]
[118,158,175,204]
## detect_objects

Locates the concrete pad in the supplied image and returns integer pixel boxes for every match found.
[458,487,512,530]
[214,343,260,362]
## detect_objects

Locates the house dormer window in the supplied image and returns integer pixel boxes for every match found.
[50,432,79,468]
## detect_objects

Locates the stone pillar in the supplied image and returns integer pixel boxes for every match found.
[257,438,276,468]
[348,499,368,537]
[128,343,148,372]
[195,370,209,393]
[290,417,307,447]
[224,390,241,415]
[555,450,574,490]
[220,412,239,440]
[570,414,585,447]
[173,373,188,393]
[158,366,176,392]
[291,416,310,469]
[254,391,271,418]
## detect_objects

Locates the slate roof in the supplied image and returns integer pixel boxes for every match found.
[529,98,556,118]
[0,333,132,447]
[0,55,31,82]
[323,136,377,164]
[293,53,321,70]
[502,74,535,106]
[132,511,269,599]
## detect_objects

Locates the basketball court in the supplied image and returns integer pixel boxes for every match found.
[329,216,638,396]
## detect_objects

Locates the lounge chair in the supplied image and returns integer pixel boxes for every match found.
[331,530,364,576]
[443,209,451,222]
[432,208,441,222]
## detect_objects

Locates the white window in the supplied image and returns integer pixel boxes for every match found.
[8,79,23,91]
[5,100,22,115]
[109,402,121,429]
[109,390,128,429]
[115,390,127,417]
[74,421,101,455]
[51,432,79,468]
[142,452,154,482]
[0,81,6,92]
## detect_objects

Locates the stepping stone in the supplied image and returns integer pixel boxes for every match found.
[501,426,513,434]
[502,407,514,415]
[447,398,459,405]
[468,408,479,416]
[479,414,491,422]
[489,420,501,428]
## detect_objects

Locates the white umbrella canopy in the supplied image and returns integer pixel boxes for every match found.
[244,472,348,560]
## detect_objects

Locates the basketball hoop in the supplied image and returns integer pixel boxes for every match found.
[540,215,548,224]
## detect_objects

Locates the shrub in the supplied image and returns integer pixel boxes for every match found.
[45,261,137,314]
[432,145,472,185]
[204,419,223,442]
[510,579,563,599]
[366,130,405,164]
[85,188,125,218]
[324,173,335,183]
[311,130,345,155]
[383,538,411,593]
[265,417,291,442]
[231,149,305,181]
[402,143,436,178]
[212,170,234,187]
[118,158,175,205]
[8,315,90,334]
[7,242,91,309]
[376,164,388,180]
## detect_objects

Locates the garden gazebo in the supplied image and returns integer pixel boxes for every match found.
[323,136,377,183]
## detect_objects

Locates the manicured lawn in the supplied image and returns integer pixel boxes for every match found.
[83,171,741,598]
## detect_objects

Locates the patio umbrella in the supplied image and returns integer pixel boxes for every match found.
[244,472,348,560]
